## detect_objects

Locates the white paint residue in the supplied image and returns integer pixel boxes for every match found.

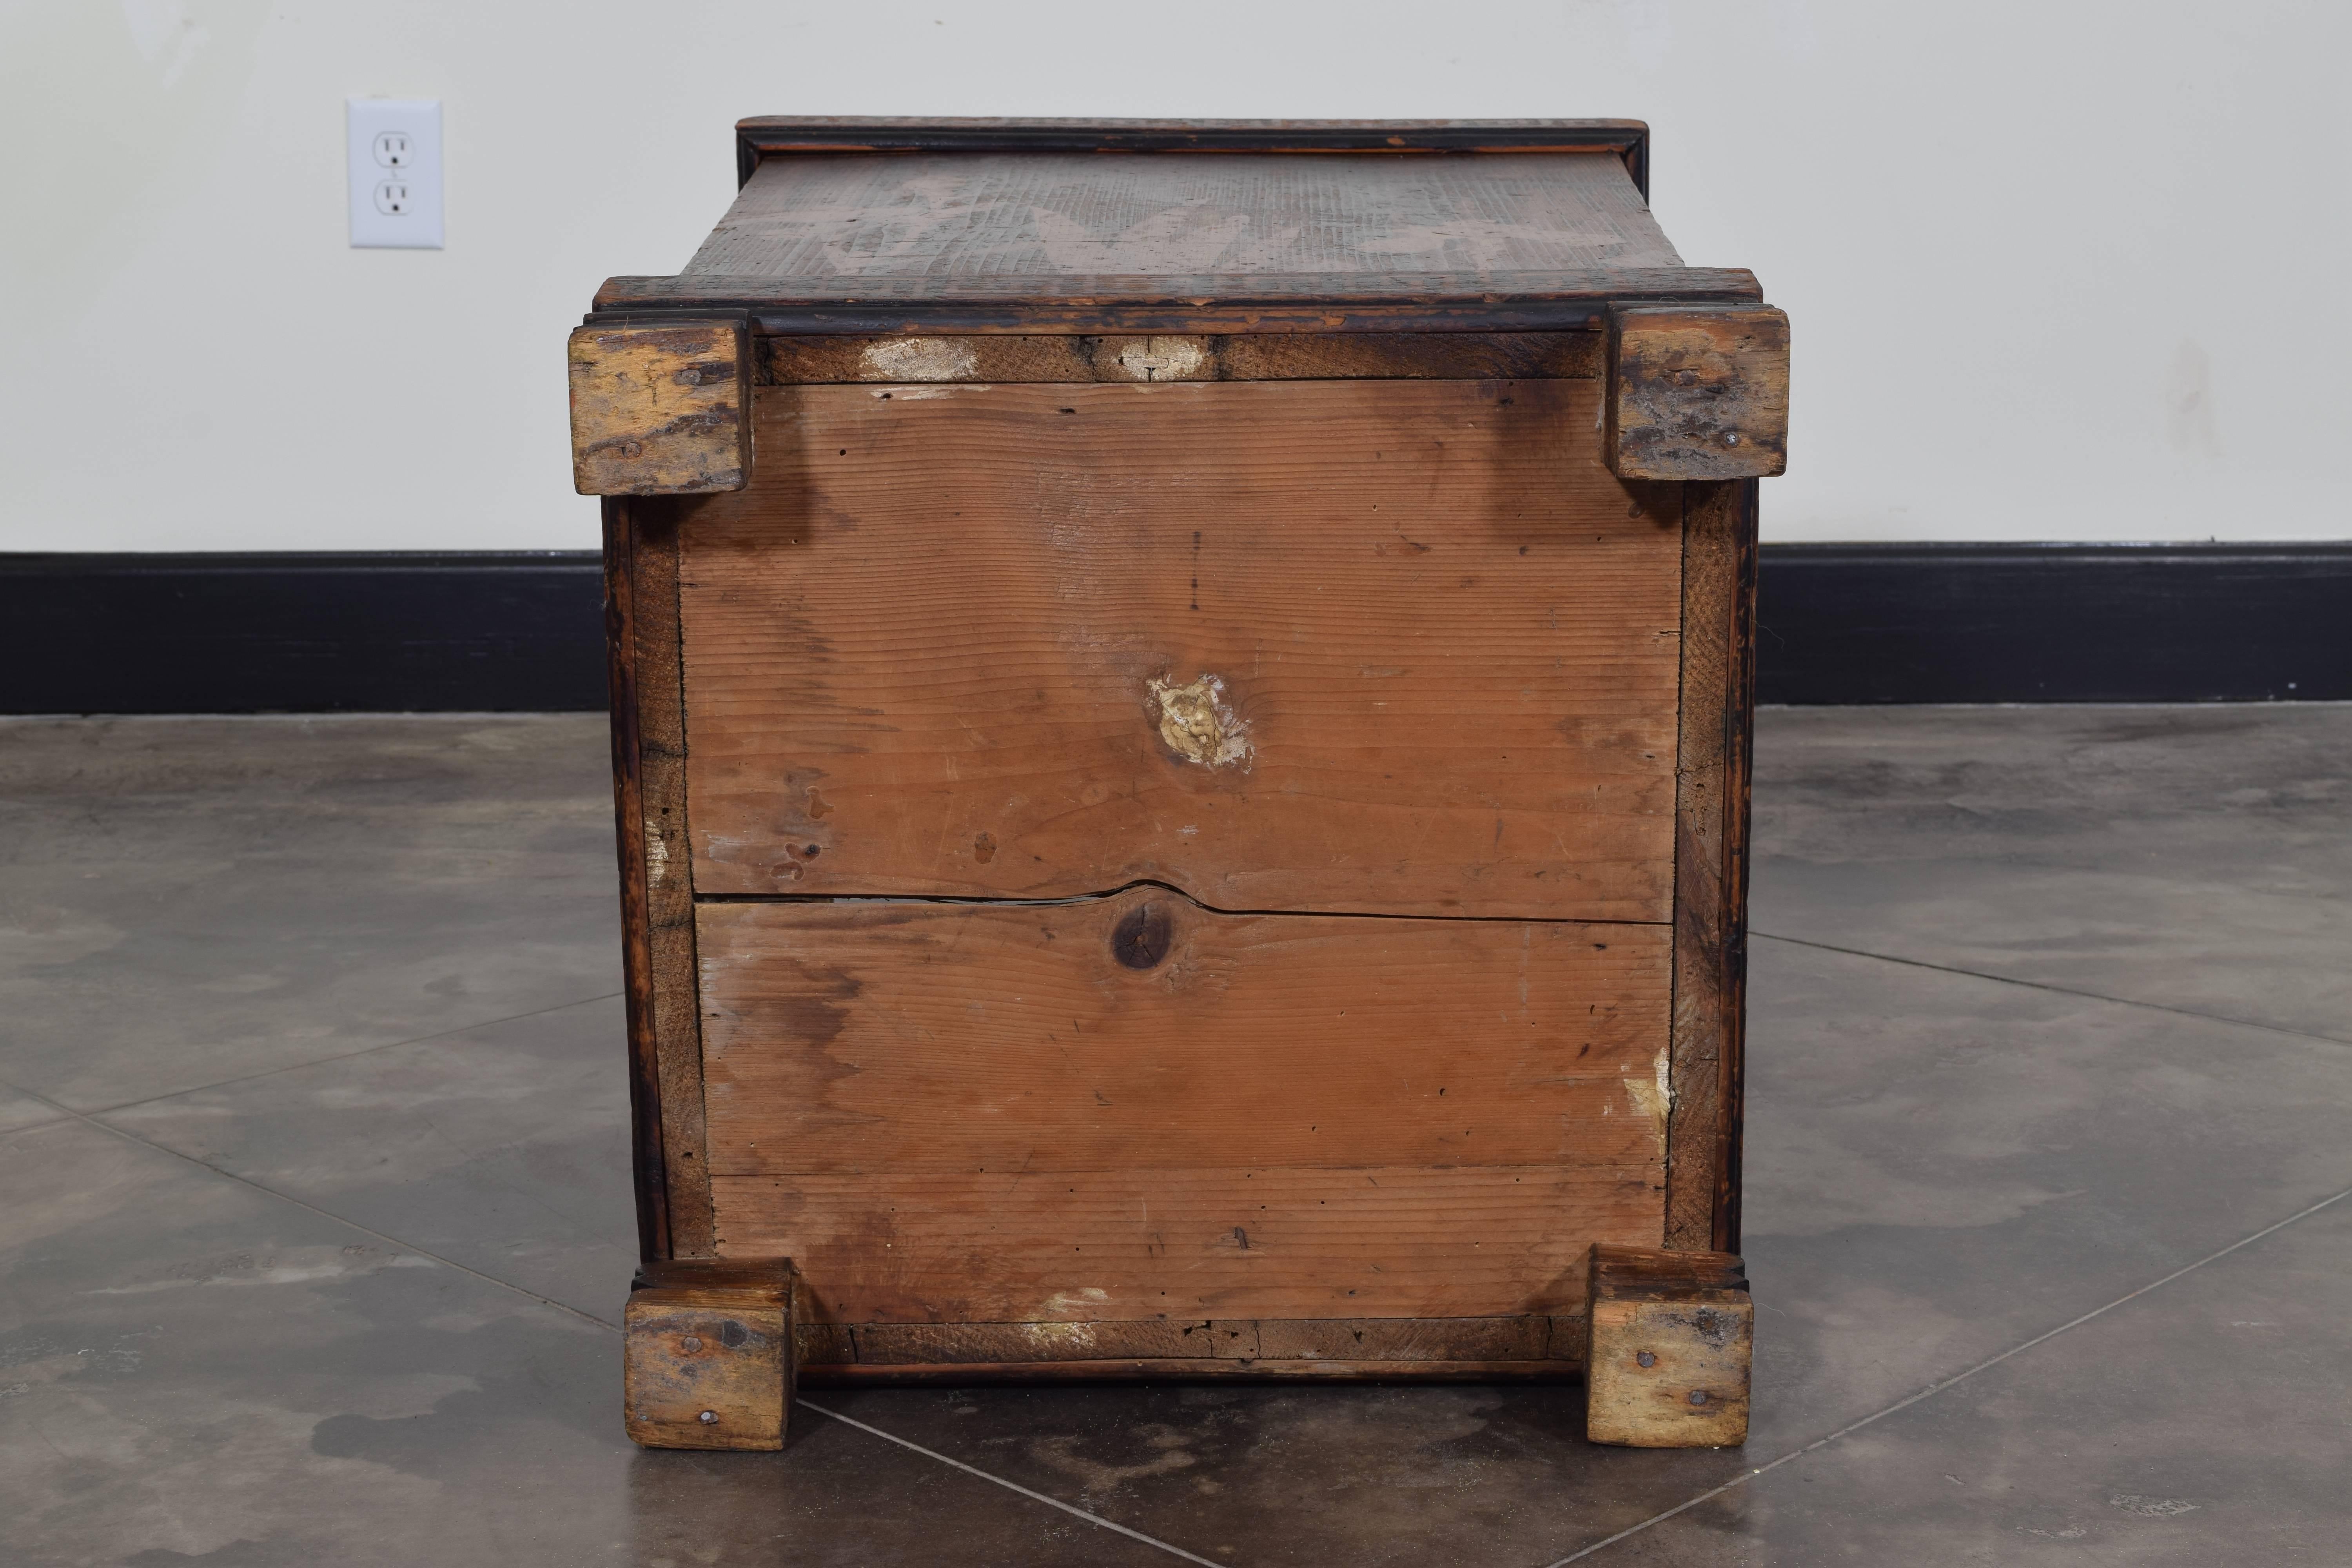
[871,384,979,401]
[644,818,668,886]
[1621,1047,1673,1156]
[1112,337,1209,381]
[1041,1287,1112,1317]
[1148,673,1252,769]
[859,338,977,381]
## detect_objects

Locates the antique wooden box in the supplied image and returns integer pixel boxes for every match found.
[572,119,1785,1449]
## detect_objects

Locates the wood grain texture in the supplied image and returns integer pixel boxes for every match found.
[731,119,1649,194]
[760,332,1602,385]
[712,1161,1655,1324]
[603,504,670,1262]
[691,152,1677,287]
[697,890,1671,1176]
[1606,307,1790,481]
[597,269,1762,320]
[1664,482,1757,1253]
[676,378,1684,920]
[570,323,750,496]
[623,1259,795,1450]
[1584,1244,1751,1447]
[801,1358,1583,1385]
[796,1314,1579,1368]
[617,509,714,1256]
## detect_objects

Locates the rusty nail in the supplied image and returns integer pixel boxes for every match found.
[1689,1390,1709,1405]
[1636,1351,1656,1368]
[680,1336,702,1353]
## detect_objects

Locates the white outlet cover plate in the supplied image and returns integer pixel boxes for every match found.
[348,98,443,249]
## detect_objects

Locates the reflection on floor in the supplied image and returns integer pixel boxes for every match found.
[3,706,2347,1566]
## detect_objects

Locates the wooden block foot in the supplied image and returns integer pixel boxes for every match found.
[624,1257,796,1450]
[1584,1245,1752,1448]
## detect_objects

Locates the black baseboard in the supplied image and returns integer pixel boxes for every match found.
[0,553,607,715]
[2,544,2345,715]
[1755,543,2352,704]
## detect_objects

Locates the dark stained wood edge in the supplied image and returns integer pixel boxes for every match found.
[800,1359,1586,1386]
[758,331,1602,384]
[616,503,716,1257]
[633,1256,795,1300]
[1589,1244,1748,1303]
[590,270,1764,336]
[1662,481,1757,1253]
[604,501,669,1263]
[734,118,1649,198]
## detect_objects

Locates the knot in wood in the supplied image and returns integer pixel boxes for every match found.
[1111,902,1173,970]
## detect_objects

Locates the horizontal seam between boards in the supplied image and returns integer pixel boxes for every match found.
[692,877,1674,929]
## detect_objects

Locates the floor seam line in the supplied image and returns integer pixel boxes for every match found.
[797,1399,1227,1566]
[1539,1179,2352,1566]
[24,990,629,1120]
[1751,930,2352,1047]
[20,1085,624,1334]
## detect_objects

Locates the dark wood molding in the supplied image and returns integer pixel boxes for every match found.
[603,503,672,1262]
[733,118,1650,197]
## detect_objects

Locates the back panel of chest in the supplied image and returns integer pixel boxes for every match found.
[583,120,1771,1391]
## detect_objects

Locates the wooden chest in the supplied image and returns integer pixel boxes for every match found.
[572,120,1785,1449]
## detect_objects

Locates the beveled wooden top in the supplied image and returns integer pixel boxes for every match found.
[593,120,1759,329]
[690,150,1681,286]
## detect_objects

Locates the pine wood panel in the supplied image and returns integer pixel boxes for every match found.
[697,892,1671,1177]
[712,1163,1656,1323]
[677,377,1683,920]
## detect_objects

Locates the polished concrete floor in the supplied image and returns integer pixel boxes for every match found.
[2,706,2347,1566]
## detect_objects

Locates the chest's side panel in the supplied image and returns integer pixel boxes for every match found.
[677,377,1682,921]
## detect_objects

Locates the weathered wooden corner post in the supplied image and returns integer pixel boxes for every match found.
[570,119,1787,1452]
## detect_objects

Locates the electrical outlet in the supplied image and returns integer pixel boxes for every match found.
[348,99,441,248]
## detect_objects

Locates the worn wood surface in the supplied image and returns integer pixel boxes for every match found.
[697,890,1670,1176]
[1606,307,1789,480]
[712,1158,1650,1324]
[623,1258,795,1450]
[802,1358,1584,1384]
[676,377,1683,920]
[603,505,670,1262]
[613,509,713,1256]
[761,332,1602,384]
[1584,1244,1751,1447]
[797,1314,1581,1367]
[731,119,1651,194]
[570,322,750,495]
[691,151,1676,287]
[1664,482,1757,1253]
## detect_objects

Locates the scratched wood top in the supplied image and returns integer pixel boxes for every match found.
[673,377,1684,920]
[684,151,1679,297]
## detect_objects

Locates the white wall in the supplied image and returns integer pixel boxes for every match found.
[4,0,2347,552]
